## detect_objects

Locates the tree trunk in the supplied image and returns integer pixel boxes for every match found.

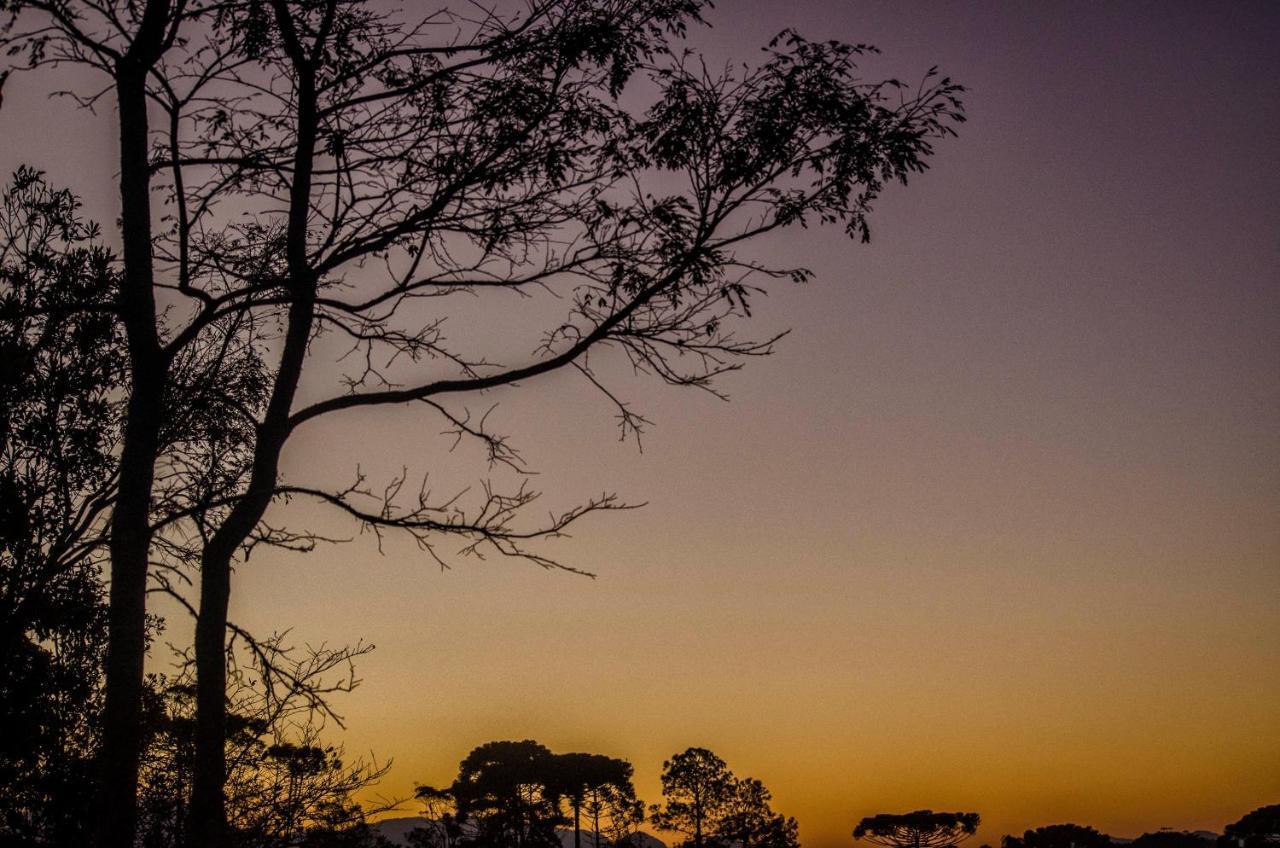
[187,533,232,847]
[91,49,167,848]
[694,786,703,848]
[186,269,316,848]
[186,24,320,842]
[591,791,601,848]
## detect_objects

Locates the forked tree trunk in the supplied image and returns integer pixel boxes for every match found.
[186,15,321,841]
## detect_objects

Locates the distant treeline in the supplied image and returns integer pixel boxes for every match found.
[390,745,1278,848]
[387,745,1278,848]
[401,742,795,848]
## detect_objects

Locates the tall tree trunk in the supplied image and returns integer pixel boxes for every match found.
[186,22,320,842]
[92,12,171,840]
[187,527,232,847]
[574,798,582,848]
[186,245,316,848]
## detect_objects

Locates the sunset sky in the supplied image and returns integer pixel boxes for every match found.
[2,1,1278,846]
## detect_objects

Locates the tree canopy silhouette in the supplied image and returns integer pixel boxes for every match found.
[1131,833,1215,848]
[1222,806,1280,848]
[1003,825,1113,848]
[1,175,371,847]
[0,167,120,847]
[450,740,566,848]
[718,776,799,848]
[552,752,637,848]
[1,2,964,846]
[854,811,981,848]
[650,747,797,848]
[649,747,737,848]
[413,742,641,848]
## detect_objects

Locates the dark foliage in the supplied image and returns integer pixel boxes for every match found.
[450,740,567,848]
[136,639,390,848]
[650,747,798,848]
[552,752,637,848]
[854,811,981,848]
[1131,833,1215,848]
[1,3,964,845]
[1222,806,1280,848]
[649,748,737,848]
[0,167,120,847]
[414,742,643,848]
[1003,825,1114,848]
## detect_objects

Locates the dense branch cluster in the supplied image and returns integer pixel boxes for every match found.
[0,2,964,846]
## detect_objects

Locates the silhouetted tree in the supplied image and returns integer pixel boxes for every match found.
[650,748,738,848]
[0,164,369,848]
[1131,833,1216,848]
[0,157,265,847]
[854,811,981,848]
[719,777,800,848]
[2,4,964,846]
[1003,825,1113,848]
[0,164,266,848]
[408,785,470,848]
[553,753,637,848]
[0,3,201,840]
[1222,806,1280,848]
[650,748,795,848]
[451,740,566,848]
[0,167,121,847]
[594,786,646,848]
[136,637,389,848]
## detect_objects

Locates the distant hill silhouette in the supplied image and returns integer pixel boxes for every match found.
[372,818,667,848]
[1108,833,1219,847]
[372,817,429,846]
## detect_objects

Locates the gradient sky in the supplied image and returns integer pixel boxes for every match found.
[2,2,1278,847]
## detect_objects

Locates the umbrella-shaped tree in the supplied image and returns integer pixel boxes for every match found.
[854,811,981,848]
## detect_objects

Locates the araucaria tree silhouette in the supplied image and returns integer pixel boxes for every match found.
[412,741,642,848]
[1,2,964,846]
[553,752,637,848]
[450,740,566,848]
[854,811,981,848]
